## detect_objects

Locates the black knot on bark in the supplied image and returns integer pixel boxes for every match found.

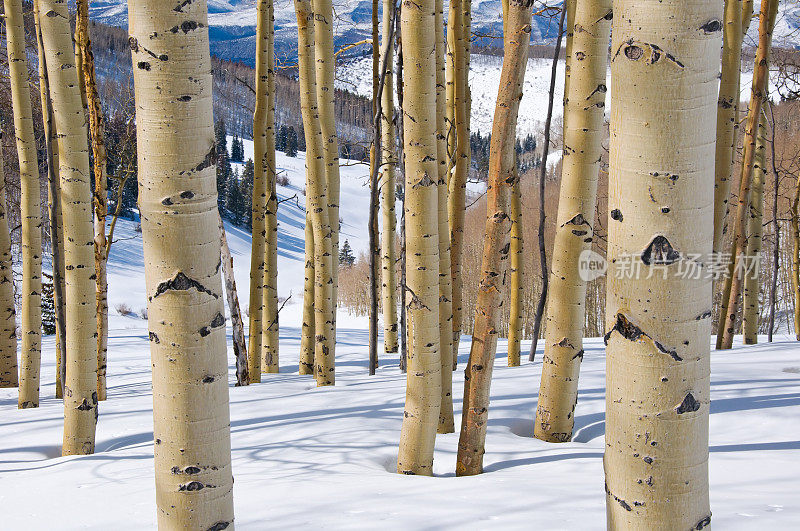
[676,392,700,414]
[700,20,722,34]
[642,235,680,265]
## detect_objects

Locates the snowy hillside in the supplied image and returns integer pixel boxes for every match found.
[102,139,375,330]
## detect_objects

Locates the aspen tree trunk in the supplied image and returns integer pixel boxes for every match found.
[792,176,800,340]
[129,0,235,525]
[5,0,43,407]
[396,23,409,372]
[295,0,335,386]
[712,0,745,253]
[742,113,766,344]
[0,130,18,388]
[262,0,279,374]
[448,0,470,363]
[75,0,110,401]
[507,175,523,366]
[381,0,399,354]
[605,0,720,526]
[456,0,532,476]
[535,0,611,442]
[249,0,267,382]
[720,0,778,350]
[220,217,249,386]
[445,0,459,173]
[300,212,315,375]
[314,0,340,360]
[435,0,455,434]
[715,0,755,348]
[32,0,67,398]
[397,0,442,475]
[368,0,380,374]
[39,0,98,453]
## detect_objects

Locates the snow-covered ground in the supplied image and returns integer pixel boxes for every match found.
[2,137,800,528]
[2,323,799,528]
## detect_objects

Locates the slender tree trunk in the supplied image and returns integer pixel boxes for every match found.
[507,174,523,366]
[75,0,110,401]
[448,0,470,365]
[220,216,249,386]
[720,0,778,350]
[295,0,335,386]
[0,128,18,388]
[5,0,43,406]
[262,0,279,374]
[369,145,380,375]
[381,0,399,355]
[535,0,611,442]
[529,5,567,362]
[767,107,779,342]
[33,4,67,398]
[742,113,766,344]
[315,0,340,362]
[249,0,268,381]
[129,0,235,524]
[39,0,98,454]
[435,0,455,434]
[369,0,380,375]
[793,176,800,340]
[397,21,408,373]
[456,0,532,476]
[300,211,316,374]
[397,0,442,475]
[604,0,720,526]
[713,0,746,254]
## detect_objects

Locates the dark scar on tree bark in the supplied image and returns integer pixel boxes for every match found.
[694,514,712,530]
[641,235,680,265]
[676,392,700,414]
[604,313,682,361]
[151,272,218,301]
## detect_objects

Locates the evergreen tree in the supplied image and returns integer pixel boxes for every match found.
[225,168,244,224]
[231,136,244,162]
[276,125,287,153]
[41,278,56,335]
[241,159,255,229]
[286,125,298,157]
[339,239,355,267]
[215,120,232,213]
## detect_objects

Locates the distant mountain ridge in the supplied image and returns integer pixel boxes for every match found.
[89,0,566,66]
[90,0,800,67]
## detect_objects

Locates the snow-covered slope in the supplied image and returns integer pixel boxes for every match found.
[103,139,374,330]
[2,325,799,528]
